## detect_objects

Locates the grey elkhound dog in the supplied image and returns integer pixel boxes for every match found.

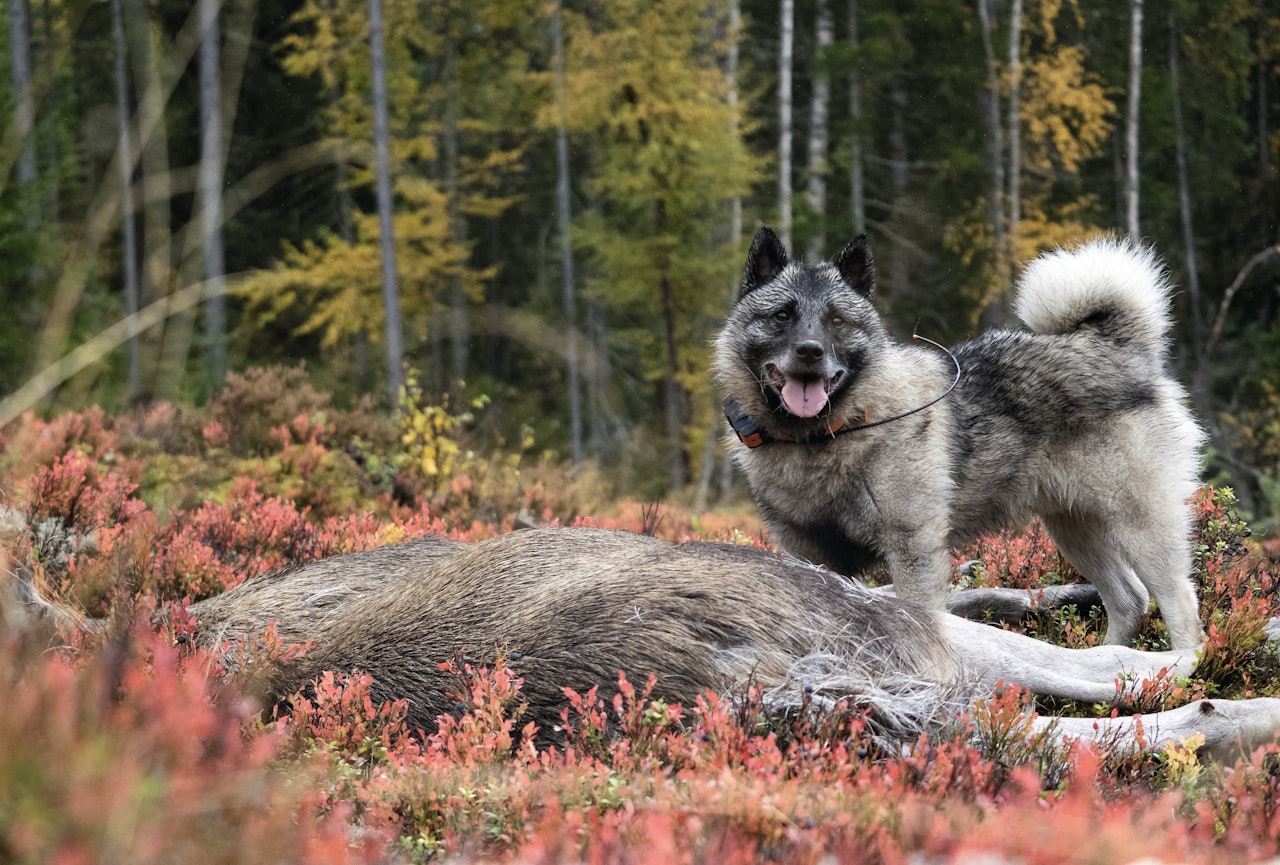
[714,227,1207,650]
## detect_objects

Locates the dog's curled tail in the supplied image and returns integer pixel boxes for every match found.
[1014,237,1174,360]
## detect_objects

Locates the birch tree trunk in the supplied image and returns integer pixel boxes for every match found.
[444,20,468,397]
[586,297,612,454]
[1125,0,1143,239]
[198,0,228,388]
[368,0,405,410]
[847,0,865,236]
[1006,0,1022,265]
[38,0,58,228]
[111,0,142,401]
[1170,13,1207,415]
[553,1,582,467]
[657,200,687,493]
[976,0,1007,321]
[698,0,742,511]
[887,79,909,298]
[8,0,36,217]
[805,0,832,260]
[778,0,794,250]
[122,0,172,395]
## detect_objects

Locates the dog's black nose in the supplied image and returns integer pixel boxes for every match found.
[794,340,824,362]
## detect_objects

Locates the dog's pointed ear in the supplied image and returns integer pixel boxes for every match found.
[835,235,875,298]
[739,226,789,301]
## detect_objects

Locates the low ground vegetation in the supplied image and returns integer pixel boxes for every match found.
[3,368,1280,863]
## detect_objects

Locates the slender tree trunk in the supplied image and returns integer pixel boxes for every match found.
[553,2,582,467]
[198,0,227,389]
[444,20,468,396]
[111,0,142,402]
[586,296,611,454]
[8,0,36,220]
[1006,0,1022,266]
[1169,13,1204,410]
[805,0,832,260]
[38,0,58,229]
[975,0,1006,322]
[778,0,794,250]
[698,0,742,511]
[369,0,404,410]
[727,0,741,254]
[1201,244,1280,371]
[656,198,687,493]
[122,0,172,397]
[1125,0,1143,239]
[847,0,865,236]
[1258,17,1273,248]
[887,79,909,300]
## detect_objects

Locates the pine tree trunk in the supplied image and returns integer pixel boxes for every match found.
[368,0,404,410]
[8,0,36,217]
[111,0,142,401]
[1006,0,1022,265]
[553,2,583,467]
[975,0,1006,322]
[586,296,612,454]
[778,0,794,250]
[122,0,172,397]
[444,21,468,396]
[1170,13,1207,416]
[1257,15,1272,248]
[887,79,909,299]
[805,0,832,260]
[657,199,687,493]
[697,0,742,511]
[847,0,865,236]
[198,0,227,389]
[1125,0,1143,239]
[38,0,58,229]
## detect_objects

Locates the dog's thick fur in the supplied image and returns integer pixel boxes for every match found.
[6,527,1279,757]
[714,228,1206,649]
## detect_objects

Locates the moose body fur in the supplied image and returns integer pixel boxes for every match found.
[10,526,1280,757]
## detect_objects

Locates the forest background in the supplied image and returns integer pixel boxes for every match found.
[3,0,1280,526]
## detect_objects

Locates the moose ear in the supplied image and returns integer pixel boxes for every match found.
[739,226,789,301]
[834,235,875,298]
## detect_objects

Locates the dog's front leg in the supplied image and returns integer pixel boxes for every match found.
[881,524,954,610]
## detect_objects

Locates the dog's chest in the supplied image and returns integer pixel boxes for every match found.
[737,438,872,513]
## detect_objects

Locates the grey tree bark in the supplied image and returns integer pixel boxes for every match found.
[122,0,173,396]
[1006,0,1022,265]
[805,0,832,261]
[1125,0,1143,239]
[8,0,36,213]
[368,0,405,410]
[111,0,142,401]
[778,0,794,249]
[443,21,468,397]
[697,0,742,511]
[847,0,865,236]
[553,2,582,467]
[1169,12,1206,415]
[975,0,1007,321]
[198,0,228,388]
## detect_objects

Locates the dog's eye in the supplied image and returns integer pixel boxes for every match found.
[773,309,790,323]
[830,315,845,328]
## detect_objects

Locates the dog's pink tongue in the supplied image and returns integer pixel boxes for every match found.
[781,379,828,418]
